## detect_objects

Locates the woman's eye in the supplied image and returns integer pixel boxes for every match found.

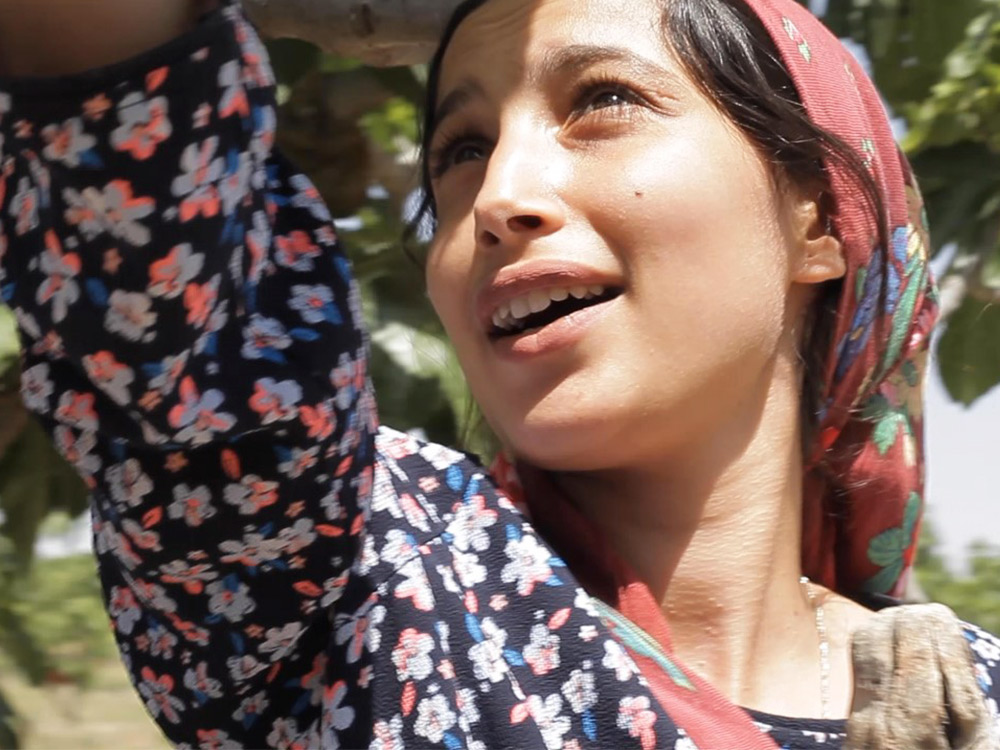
[452,142,487,164]
[431,136,489,178]
[579,84,642,115]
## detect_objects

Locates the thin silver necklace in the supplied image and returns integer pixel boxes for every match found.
[800,576,831,719]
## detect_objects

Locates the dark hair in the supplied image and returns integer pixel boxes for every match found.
[410,0,888,451]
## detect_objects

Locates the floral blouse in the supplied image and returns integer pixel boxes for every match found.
[0,3,996,749]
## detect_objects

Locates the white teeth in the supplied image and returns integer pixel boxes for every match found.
[491,284,612,332]
[528,290,552,314]
[510,296,531,320]
[549,288,569,302]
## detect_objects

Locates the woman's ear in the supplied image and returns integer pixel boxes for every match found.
[790,195,846,285]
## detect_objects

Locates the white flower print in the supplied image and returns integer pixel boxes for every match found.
[41,117,97,167]
[217,60,249,119]
[249,377,302,424]
[10,176,39,236]
[277,446,319,479]
[266,717,308,750]
[223,475,279,515]
[525,694,572,750]
[226,654,268,684]
[171,137,225,221]
[148,623,179,659]
[36,230,81,323]
[455,687,481,731]
[391,628,435,682]
[414,694,457,744]
[380,528,418,568]
[20,363,53,413]
[335,596,386,664]
[603,640,640,681]
[168,376,238,445]
[206,577,256,623]
[147,243,205,299]
[321,680,356,746]
[110,92,172,160]
[277,518,317,555]
[219,150,252,215]
[289,173,332,222]
[107,459,154,509]
[234,690,270,726]
[167,483,217,527]
[370,714,405,750]
[971,631,1000,664]
[524,622,561,677]
[617,695,658,748]
[452,548,487,589]
[55,390,99,431]
[501,534,553,597]
[82,350,135,405]
[137,666,185,724]
[105,290,157,342]
[288,283,339,325]
[241,314,292,361]
[561,668,597,714]
[394,557,435,611]
[468,617,510,684]
[258,622,305,662]
[63,180,155,246]
[450,494,498,553]
[218,530,285,567]
[108,585,142,635]
[182,661,223,702]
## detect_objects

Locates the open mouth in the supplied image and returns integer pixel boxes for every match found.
[489,285,623,338]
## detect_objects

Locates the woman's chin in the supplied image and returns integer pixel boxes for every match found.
[499,418,628,473]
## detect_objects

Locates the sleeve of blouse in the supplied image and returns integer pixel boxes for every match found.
[0,3,376,747]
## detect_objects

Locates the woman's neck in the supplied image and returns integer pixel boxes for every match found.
[551,354,837,715]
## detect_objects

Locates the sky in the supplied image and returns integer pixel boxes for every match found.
[924,357,1000,570]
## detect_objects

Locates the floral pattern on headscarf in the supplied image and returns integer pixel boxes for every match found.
[749,0,938,599]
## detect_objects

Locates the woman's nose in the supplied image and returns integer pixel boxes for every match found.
[472,138,566,249]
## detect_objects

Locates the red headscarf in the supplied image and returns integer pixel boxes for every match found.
[493,0,937,745]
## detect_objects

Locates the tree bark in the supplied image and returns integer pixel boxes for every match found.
[243,0,466,66]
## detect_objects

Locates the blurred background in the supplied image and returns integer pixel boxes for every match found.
[1,0,999,746]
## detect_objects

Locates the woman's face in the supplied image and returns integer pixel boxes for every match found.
[425,0,826,471]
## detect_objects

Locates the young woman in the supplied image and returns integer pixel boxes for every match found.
[0,0,996,748]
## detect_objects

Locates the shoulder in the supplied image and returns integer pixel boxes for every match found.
[961,621,1000,733]
[962,621,1000,692]
[361,426,525,579]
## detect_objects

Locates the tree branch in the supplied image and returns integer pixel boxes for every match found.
[243,0,465,66]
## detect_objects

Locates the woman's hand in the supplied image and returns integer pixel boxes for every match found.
[0,0,217,76]
[847,603,998,749]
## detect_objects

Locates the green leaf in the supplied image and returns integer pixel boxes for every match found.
[902,491,922,539]
[872,412,906,455]
[868,527,906,567]
[937,296,1000,405]
[863,559,904,594]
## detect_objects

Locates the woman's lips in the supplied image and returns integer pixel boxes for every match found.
[489,292,621,358]
[475,260,624,333]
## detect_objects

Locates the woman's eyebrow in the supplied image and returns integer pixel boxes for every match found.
[430,80,484,143]
[539,44,684,90]
[429,44,681,143]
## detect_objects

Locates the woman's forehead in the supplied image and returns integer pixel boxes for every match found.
[438,0,670,94]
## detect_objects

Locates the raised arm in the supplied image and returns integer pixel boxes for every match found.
[0,0,214,76]
[0,4,377,746]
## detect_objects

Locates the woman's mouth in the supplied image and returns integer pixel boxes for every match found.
[489,284,623,338]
